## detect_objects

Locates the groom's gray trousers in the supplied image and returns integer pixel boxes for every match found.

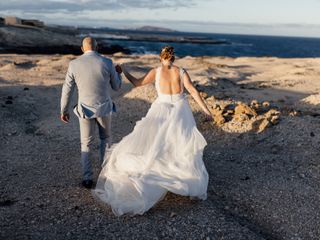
[79,115,111,181]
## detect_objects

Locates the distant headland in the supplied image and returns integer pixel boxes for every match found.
[135,26,177,32]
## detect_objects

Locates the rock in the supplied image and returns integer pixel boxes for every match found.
[289,110,300,116]
[299,173,306,178]
[262,101,270,107]
[214,115,225,126]
[270,115,280,125]
[310,132,315,137]
[234,103,257,117]
[226,110,234,115]
[250,100,260,109]
[170,212,177,218]
[233,114,250,122]
[264,109,281,124]
[5,100,13,104]
[210,109,225,125]
[200,92,209,99]
[23,87,29,91]
[258,119,270,133]
[222,103,236,112]
[206,96,216,101]
[252,118,270,133]
[7,131,17,136]
[205,96,216,107]
[214,105,222,111]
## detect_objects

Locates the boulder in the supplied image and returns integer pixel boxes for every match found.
[233,114,250,122]
[200,92,209,99]
[264,109,280,120]
[210,108,225,125]
[253,118,270,133]
[234,103,257,117]
[262,101,270,108]
[250,100,260,109]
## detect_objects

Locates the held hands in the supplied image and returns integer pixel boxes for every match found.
[60,113,70,123]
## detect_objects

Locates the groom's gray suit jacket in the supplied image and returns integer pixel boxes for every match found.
[60,51,122,118]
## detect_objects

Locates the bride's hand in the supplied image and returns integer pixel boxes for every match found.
[203,110,213,121]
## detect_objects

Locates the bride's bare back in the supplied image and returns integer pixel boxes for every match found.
[121,45,212,119]
[158,65,182,95]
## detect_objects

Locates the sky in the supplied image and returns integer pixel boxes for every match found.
[0,0,320,37]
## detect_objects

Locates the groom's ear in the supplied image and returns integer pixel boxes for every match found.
[81,46,84,53]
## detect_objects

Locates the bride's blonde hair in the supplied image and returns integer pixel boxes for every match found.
[160,46,175,62]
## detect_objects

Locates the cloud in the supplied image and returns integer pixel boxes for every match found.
[1,0,319,37]
[0,0,193,12]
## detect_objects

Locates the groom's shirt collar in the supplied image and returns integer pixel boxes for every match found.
[84,50,96,54]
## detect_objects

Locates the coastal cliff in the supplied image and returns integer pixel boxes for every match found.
[0,25,130,54]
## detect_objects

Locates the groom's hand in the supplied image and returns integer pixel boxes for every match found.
[115,65,122,74]
[61,113,70,123]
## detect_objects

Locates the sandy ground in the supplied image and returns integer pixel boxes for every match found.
[1,53,320,240]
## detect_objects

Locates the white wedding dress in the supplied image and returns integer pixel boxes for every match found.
[93,67,209,216]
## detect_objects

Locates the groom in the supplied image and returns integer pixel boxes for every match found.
[60,37,122,189]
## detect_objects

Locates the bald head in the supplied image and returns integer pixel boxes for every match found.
[81,37,97,52]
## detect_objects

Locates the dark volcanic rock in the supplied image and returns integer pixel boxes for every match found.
[0,44,130,55]
[0,26,130,55]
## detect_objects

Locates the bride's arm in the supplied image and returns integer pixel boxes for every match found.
[122,65,156,87]
[183,70,212,118]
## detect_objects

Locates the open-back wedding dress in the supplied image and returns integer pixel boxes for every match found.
[93,67,209,216]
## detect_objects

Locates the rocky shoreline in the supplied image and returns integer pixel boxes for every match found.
[0,25,130,55]
[0,44,130,55]
[0,24,229,55]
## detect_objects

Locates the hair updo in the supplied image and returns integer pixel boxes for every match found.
[160,46,175,62]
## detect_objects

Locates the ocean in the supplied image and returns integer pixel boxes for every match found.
[88,29,320,58]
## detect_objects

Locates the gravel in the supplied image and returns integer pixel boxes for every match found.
[1,54,320,239]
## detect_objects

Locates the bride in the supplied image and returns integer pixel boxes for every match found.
[93,46,212,216]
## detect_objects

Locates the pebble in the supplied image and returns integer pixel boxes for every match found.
[299,173,306,178]
[7,131,17,136]
[170,212,177,218]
